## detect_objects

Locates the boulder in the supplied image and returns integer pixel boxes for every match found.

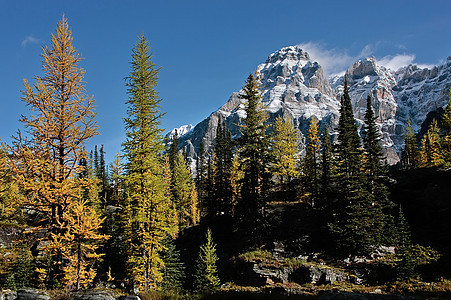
[16,289,50,300]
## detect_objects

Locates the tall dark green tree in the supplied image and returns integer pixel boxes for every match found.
[160,235,185,292]
[320,125,334,207]
[235,73,271,235]
[363,95,385,181]
[212,121,234,216]
[329,83,385,256]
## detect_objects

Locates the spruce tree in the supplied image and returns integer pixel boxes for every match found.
[235,73,271,236]
[212,121,234,216]
[122,34,176,291]
[320,125,334,208]
[160,235,185,292]
[194,229,220,293]
[395,206,416,279]
[329,83,385,256]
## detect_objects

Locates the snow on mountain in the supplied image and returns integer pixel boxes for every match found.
[166,124,194,140]
[173,46,451,165]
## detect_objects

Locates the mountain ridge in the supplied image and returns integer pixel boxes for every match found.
[171,46,451,165]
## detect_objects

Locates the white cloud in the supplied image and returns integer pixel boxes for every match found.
[297,42,436,75]
[378,54,435,71]
[21,35,40,47]
[297,42,374,77]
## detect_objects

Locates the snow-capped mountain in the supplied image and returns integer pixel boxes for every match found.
[175,46,451,165]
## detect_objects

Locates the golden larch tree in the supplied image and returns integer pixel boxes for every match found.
[10,16,102,288]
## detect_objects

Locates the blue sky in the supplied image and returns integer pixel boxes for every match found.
[1,0,450,163]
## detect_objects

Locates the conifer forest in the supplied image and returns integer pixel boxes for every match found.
[2,16,451,299]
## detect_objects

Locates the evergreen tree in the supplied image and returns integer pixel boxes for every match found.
[160,235,185,292]
[196,140,207,210]
[212,121,234,216]
[362,95,395,245]
[303,118,321,206]
[363,95,385,180]
[272,115,299,189]
[10,16,100,287]
[403,119,419,169]
[235,73,271,235]
[320,125,334,208]
[194,229,220,293]
[329,83,385,256]
[395,206,416,279]
[122,34,176,291]
[169,130,179,171]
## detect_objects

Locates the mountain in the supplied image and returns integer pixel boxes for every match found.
[174,46,451,165]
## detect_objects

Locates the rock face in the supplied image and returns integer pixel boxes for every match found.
[174,47,451,165]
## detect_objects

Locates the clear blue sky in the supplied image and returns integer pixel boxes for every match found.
[1,0,450,163]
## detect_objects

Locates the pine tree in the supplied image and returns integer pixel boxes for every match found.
[194,229,220,293]
[122,34,176,291]
[10,16,100,287]
[272,115,299,189]
[303,118,321,206]
[235,73,271,235]
[169,130,179,172]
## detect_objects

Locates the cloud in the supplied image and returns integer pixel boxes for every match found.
[378,54,435,71]
[297,42,374,77]
[297,42,436,75]
[21,35,40,47]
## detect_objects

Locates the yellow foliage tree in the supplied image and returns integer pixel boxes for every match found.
[10,16,101,287]
[272,115,300,186]
[419,119,443,167]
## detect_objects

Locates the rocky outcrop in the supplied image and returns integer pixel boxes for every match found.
[290,264,349,285]
[70,290,116,300]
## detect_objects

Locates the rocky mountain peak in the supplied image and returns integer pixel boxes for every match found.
[266,46,310,64]
[173,45,451,166]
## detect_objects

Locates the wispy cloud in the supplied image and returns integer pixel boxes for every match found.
[297,42,436,75]
[378,54,435,71]
[297,42,374,77]
[21,35,40,47]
